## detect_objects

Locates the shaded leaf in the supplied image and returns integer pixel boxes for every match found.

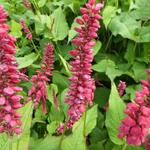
[105,82,125,145]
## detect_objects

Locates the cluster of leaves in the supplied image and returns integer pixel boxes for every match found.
[0,0,149,150]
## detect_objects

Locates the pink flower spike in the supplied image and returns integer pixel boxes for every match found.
[0,5,23,136]
[118,69,150,146]
[28,43,54,114]
[58,0,103,131]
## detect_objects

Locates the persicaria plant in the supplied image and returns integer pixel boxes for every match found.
[0,0,149,150]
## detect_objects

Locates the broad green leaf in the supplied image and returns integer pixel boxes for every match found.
[68,16,81,42]
[124,41,136,64]
[105,82,126,145]
[49,106,64,122]
[58,53,72,77]
[16,53,39,69]
[94,87,110,108]
[132,62,147,81]
[0,133,8,150]
[138,26,150,42]
[60,88,69,116]
[62,0,72,5]
[125,84,141,101]
[34,15,46,35]
[62,105,98,150]
[109,12,141,42]
[73,105,98,136]
[130,0,150,20]
[52,7,69,41]
[126,145,145,150]
[15,101,33,150]
[47,121,60,134]
[89,141,104,150]
[102,6,118,28]
[35,136,61,150]
[92,59,116,73]
[52,71,69,92]
[10,20,22,38]
[93,41,102,56]
[90,128,107,144]
[106,67,124,81]
[0,102,33,150]
[62,133,85,150]
[93,59,123,80]
[38,0,47,7]
[48,83,58,106]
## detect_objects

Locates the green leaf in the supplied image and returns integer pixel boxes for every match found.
[124,41,136,64]
[132,62,147,81]
[52,7,69,41]
[35,136,61,150]
[52,71,69,92]
[73,105,98,136]
[93,59,123,80]
[38,0,47,7]
[92,59,116,73]
[130,0,150,20]
[94,87,110,108]
[10,20,22,38]
[138,26,150,42]
[105,82,126,145]
[106,67,123,81]
[62,0,72,5]
[49,106,64,122]
[109,12,141,42]
[16,53,39,69]
[60,88,69,116]
[102,6,118,28]
[0,133,8,150]
[15,101,33,150]
[48,83,58,106]
[68,16,81,42]
[62,105,98,150]
[93,41,102,56]
[47,121,60,134]
[0,102,33,150]
[58,53,72,77]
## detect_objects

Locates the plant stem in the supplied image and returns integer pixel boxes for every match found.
[122,143,127,150]
[83,110,87,150]
[9,137,12,150]
[57,123,67,150]
[16,136,20,150]
[31,39,41,58]
[104,34,112,52]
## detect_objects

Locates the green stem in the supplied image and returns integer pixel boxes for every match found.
[16,136,20,150]
[83,111,87,150]
[104,34,112,52]
[57,123,67,150]
[31,40,41,58]
[9,137,12,150]
[122,143,127,150]
[116,0,119,8]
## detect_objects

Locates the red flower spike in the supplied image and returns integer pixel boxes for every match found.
[0,5,23,136]
[28,43,54,114]
[57,0,104,134]
[118,69,150,146]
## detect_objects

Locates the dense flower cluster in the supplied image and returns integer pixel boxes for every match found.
[20,19,32,40]
[28,43,54,113]
[117,81,126,96]
[144,137,150,150]
[57,0,104,133]
[118,69,150,146]
[0,5,23,136]
[23,0,32,9]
